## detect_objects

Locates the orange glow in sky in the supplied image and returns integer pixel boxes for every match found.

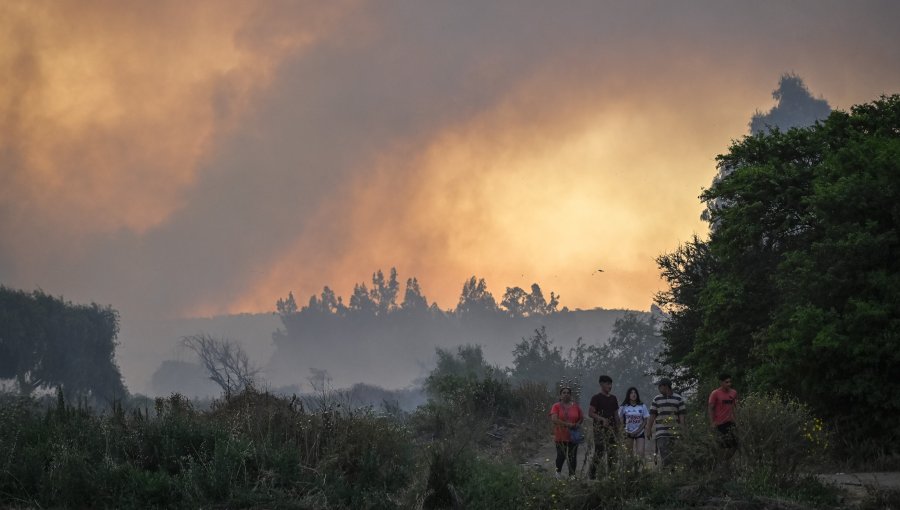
[3,1,900,318]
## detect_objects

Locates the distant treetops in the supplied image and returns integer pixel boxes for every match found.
[276,269,563,318]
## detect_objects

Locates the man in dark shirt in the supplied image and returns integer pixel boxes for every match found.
[588,374,620,479]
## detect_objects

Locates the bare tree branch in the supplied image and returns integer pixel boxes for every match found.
[181,333,259,396]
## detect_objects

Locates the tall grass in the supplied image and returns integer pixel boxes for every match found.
[0,389,414,508]
[0,386,849,509]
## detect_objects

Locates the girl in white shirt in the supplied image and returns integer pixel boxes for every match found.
[619,387,650,459]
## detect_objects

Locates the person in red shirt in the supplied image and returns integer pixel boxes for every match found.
[708,373,738,460]
[549,385,583,479]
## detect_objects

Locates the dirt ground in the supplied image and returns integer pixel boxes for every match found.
[527,437,900,504]
[524,436,655,478]
[816,472,900,502]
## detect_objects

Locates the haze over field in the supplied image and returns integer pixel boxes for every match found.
[2,1,899,393]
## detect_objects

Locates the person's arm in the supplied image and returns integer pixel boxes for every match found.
[708,393,717,427]
[575,406,584,427]
[589,404,609,427]
[646,413,655,439]
[636,406,648,436]
[678,398,687,425]
[549,405,565,427]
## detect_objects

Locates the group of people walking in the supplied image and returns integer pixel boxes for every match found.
[549,374,737,479]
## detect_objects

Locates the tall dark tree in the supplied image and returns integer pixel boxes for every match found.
[401,277,429,311]
[594,313,663,397]
[371,268,400,315]
[455,276,497,316]
[500,283,560,317]
[0,286,126,400]
[657,95,900,442]
[508,327,567,388]
[349,283,377,315]
[500,286,528,317]
[749,73,831,135]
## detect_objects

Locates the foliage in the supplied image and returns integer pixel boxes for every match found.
[0,389,415,509]
[455,276,498,316]
[656,95,900,446]
[749,73,831,135]
[671,391,826,483]
[421,345,520,428]
[509,327,568,390]
[509,316,662,403]
[0,372,850,509]
[277,268,564,320]
[0,286,126,401]
[593,312,664,398]
[501,284,559,317]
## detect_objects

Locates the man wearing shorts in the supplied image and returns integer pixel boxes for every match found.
[708,373,738,461]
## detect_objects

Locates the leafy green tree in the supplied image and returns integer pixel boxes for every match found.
[594,313,663,397]
[508,327,567,390]
[657,95,900,441]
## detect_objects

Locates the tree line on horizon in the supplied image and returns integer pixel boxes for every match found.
[276,269,564,319]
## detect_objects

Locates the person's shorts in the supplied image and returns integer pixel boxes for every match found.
[716,421,738,449]
[626,431,645,439]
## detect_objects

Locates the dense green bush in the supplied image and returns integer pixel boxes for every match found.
[0,389,414,509]
[670,391,827,488]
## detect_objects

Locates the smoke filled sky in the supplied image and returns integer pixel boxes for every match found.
[3,0,900,323]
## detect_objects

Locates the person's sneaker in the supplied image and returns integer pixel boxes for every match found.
[554,471,563,480]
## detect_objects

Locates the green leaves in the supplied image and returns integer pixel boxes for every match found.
[657,95,900,444]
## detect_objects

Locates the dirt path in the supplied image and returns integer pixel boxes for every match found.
[816,472,900,502]
[524,437,655,478]
[525,438,900,501]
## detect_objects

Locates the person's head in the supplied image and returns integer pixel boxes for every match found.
[657,378,673,396]
[598,375,612,393]
[625,387,641,405]
[719,373,732,391]
[559,386,573,403]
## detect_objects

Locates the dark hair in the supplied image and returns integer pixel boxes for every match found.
[559,386,572,395]
[598,375,612,384]
[624,387,642,405]
[719,373,731,382]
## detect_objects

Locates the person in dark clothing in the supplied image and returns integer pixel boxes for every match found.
[588,375,619,479]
